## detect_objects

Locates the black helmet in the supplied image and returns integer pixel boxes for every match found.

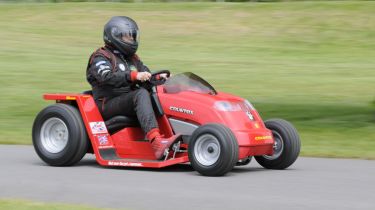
[103,16,140,57]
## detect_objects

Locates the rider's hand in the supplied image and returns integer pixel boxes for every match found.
[136,72,151,82]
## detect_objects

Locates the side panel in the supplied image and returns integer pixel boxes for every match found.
[44,93,114,165]
[43,93,190,167]
[169,118,199,136]
[111,128,156,160]
[75,95,115,150]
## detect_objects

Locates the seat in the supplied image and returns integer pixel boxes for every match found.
[105,115,139,134]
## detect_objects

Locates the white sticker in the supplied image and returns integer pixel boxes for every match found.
[95,61,106,67]
[97,134,109,145]
[108,161,143,167]
[119,64,125,71]
[89,122,108,134]
[99,65,110,70]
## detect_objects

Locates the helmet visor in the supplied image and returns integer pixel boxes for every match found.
[117,29,139,45]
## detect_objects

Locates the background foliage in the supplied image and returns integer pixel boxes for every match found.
[0,1,374,158]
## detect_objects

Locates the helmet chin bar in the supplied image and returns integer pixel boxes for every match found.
[113,39,138,57]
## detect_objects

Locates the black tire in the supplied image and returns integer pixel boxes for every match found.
[188,123,238,176]
[32,103,89,166]
[255,119,301,169]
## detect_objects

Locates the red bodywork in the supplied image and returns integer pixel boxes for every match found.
[44,86,274,168]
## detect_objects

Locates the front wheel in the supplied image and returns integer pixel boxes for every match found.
[188,124,238,176]
[255,119,301,169]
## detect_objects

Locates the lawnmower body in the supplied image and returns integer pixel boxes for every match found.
[43,76,274,168]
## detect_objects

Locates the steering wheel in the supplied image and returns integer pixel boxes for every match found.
[149,70,171,86]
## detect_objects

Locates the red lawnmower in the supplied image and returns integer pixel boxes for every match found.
[32,71,301,176]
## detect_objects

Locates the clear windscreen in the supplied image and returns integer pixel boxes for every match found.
[163,72,217,95]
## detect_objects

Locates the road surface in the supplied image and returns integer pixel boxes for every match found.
[0,145,374,210]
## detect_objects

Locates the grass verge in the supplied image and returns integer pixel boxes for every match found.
[0,1,374,158]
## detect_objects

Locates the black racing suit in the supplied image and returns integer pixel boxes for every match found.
[86,46,158,133]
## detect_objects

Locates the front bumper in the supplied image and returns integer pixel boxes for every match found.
[233,129,274,159]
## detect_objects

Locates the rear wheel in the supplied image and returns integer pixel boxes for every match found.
[255,119,301,169]
[32,103,88,166]
[188,124,238,176]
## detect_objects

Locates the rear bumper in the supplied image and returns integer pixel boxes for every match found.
[233,129,274,159]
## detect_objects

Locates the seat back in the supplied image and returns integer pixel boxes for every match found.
[82,90,93,95]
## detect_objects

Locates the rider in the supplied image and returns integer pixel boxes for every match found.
[86,16,179,159]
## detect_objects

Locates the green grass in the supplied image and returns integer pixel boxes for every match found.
[0,199,114,210]
[0,1,374,158]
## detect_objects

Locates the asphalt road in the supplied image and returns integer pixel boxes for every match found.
[0,145,374,210]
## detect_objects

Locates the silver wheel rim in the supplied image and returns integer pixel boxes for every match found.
[40,117,69,153]
[194,134,221,166]
[263,130,284,160]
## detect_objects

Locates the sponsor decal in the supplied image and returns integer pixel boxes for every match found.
[95,61,106,66]
[98,145,114,149]
[169,106,194,115]
[89,122,108,134]
[97,65,111,75]
[99,65,110,70]
[255,135,272,141]
[97,134,109,145]
[129,65,137,71]
[102,70,110,75]
[119,63,126,71]
[246,111,254,121]
[108,161,143,167]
